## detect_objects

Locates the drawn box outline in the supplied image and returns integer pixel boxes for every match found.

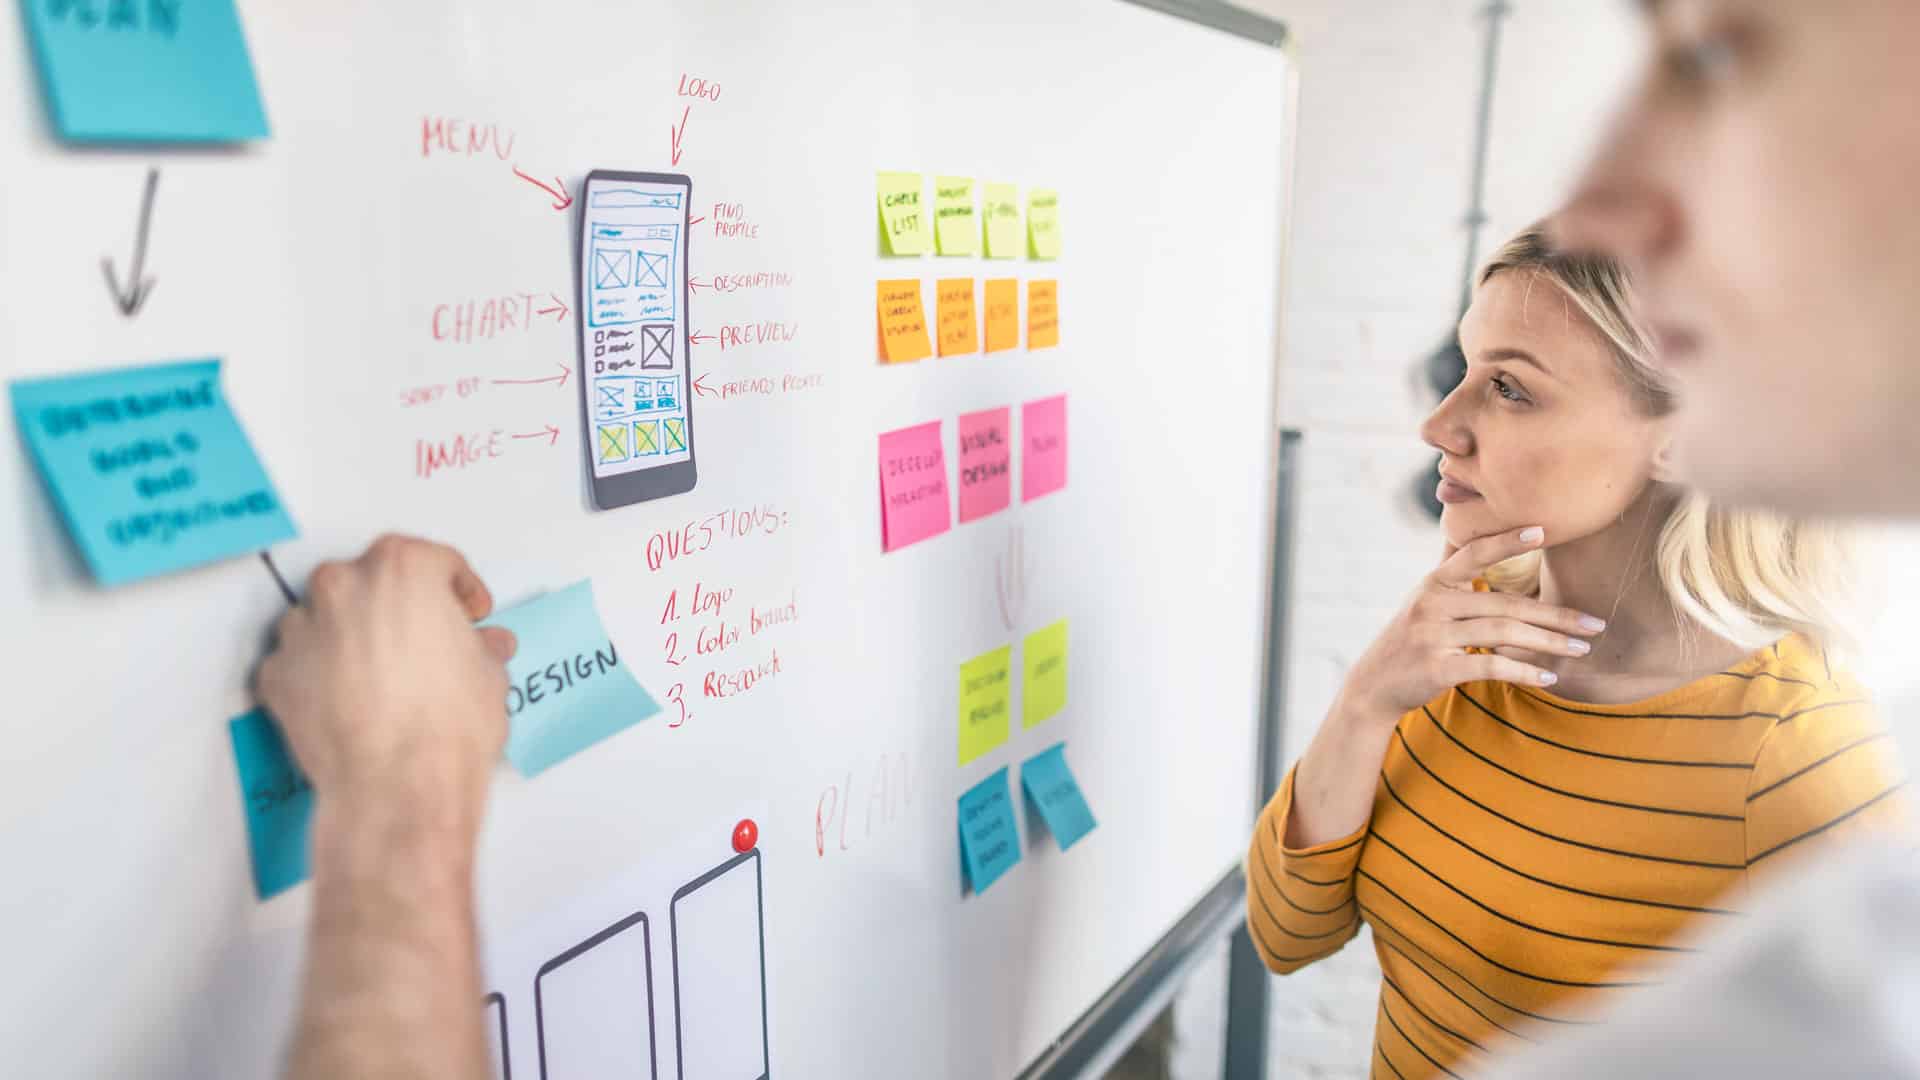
[593,249,631,290]
[640,324,676,370]
[597,424,629,463]
[634,419,662,457]
[532,909,659,1080]
[669,848,771,1080]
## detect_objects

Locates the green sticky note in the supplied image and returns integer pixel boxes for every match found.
[1028,189,1060,259]
[982,182,1021,259]
[878,171,928,255]
[1023,619,1068,728]
[958,645,1012,766]
[933,176,978,256]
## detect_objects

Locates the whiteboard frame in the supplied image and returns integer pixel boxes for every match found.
[1018,4,1296,1076]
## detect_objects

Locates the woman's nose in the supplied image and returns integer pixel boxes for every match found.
[1420,392,1473,458]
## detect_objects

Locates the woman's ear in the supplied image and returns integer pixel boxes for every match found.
[1651,436,1683,483]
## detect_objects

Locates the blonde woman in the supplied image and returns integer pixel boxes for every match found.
[1245,226,1907,1080]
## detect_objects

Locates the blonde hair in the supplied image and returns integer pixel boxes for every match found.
[1477,224,1863,656]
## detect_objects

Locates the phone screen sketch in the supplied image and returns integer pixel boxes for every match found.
[483,992,512,1080]
[577,169,697,509]
[670,850,769,1080]
[534,910,658,1080]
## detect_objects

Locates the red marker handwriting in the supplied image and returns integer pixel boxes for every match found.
[511,425,561,446]
[492,362,571,390]
[670,105,690,166]
[512,166,573,211]
[691,373,714,398]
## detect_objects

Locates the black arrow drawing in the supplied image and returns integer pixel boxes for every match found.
[103,168,160,317]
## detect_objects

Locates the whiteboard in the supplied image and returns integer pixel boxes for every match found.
[0,2,1291,1076]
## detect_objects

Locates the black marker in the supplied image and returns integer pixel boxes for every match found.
[260,549,297,607]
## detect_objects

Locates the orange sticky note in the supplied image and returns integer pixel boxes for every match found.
[983,279,1018,354]
[1028,280,1058,349]
[877,279,932,363]
[936,279,978,357]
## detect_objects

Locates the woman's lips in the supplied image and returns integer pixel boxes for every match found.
[1436,477,1481,504]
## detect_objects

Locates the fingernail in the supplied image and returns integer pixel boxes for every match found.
[1566,638,1591,656]
[1578,615,1607,632]
[1538,670,1559,686]
[1518,527,1544,545]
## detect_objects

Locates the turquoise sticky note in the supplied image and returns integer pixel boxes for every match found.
[10,359,297,586]
[228,708,312,900]
[958,767,1021,894]
[1021,742,1097,851]
[482,580,660,777]
[21,0,269,142]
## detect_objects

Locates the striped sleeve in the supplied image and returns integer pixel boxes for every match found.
[1744,695,1911,885]
[1245,762,1366,973]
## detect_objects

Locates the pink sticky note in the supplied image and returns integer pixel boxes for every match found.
[878,420,952,551]
[957,407,1012,523]
[1022,395,1068,502]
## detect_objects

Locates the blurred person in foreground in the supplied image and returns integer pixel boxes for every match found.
[1493,1,1920,1076]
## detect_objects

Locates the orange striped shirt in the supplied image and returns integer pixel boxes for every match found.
[1246,633,1908,1080]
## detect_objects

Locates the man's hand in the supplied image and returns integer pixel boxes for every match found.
[262,534,515,1080]
[257,534,515,835]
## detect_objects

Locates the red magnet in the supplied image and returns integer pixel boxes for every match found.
[732,818,759,853]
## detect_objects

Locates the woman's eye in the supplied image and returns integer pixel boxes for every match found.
[1491,375,1528,404]
[1663,33,1740,91]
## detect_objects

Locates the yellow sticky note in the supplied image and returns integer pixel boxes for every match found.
[959,645,1012,765]
[1027,189,1060,259]
[877,280,933,363]
[983,278,1019,353]
[937,279,978,357]
[1023,620,1068,728]
[1027,280,1059,349]
[934,176,978,256]
[982,182,1021,259]
[878,171,928,255]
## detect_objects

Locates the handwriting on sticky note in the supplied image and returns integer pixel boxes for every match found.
[877,280,933,363]
[959,766,1022,894]
[934,176,979,256]
[936,279,978,357]
[983,182,1022,259]
[9,358,297,585]
[1021,743,1097,851]
[1027,189,1061,259]
[22,0,269,142]
[877,171,928,255]
[983,279,1019,354]
[957,407,1011,524]
[1028,280,1059,350]
[229,708,312,900]
[958,645,1012,765]
[481,580,660,777]
[1023,619,1068,727]
[1022,395,1068,502]
[877,421,951,551]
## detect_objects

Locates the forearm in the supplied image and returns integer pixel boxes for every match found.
[286,800,489,1080]
[1283,696,1397,850]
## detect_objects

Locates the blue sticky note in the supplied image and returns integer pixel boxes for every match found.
[1021,742,1097,851]
[958,766,1022,894]
[10,359,297,586]
[482,580,661,777]
[228,708,312,900]
[21,0,269,142]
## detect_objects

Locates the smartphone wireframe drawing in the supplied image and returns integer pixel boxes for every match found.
[483,991,512,1080]
[533,910,659,1080]
[576,169,696,509]
[670,849,769,1080]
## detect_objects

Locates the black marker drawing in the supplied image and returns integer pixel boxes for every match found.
[534,910,658,1080]
[483,991,513,1080]
[103,167,159,317]
[670,849,770,1080]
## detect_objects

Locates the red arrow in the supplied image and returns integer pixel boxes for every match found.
[688,276,709,294]
[511,424,561,446]
[512,166,574,211]
[492,362,571,389]
[670,105,690,166]
[535,292,569,322]
[688,213,706,227]
[689,330,713,347]
[692,373,714,398]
